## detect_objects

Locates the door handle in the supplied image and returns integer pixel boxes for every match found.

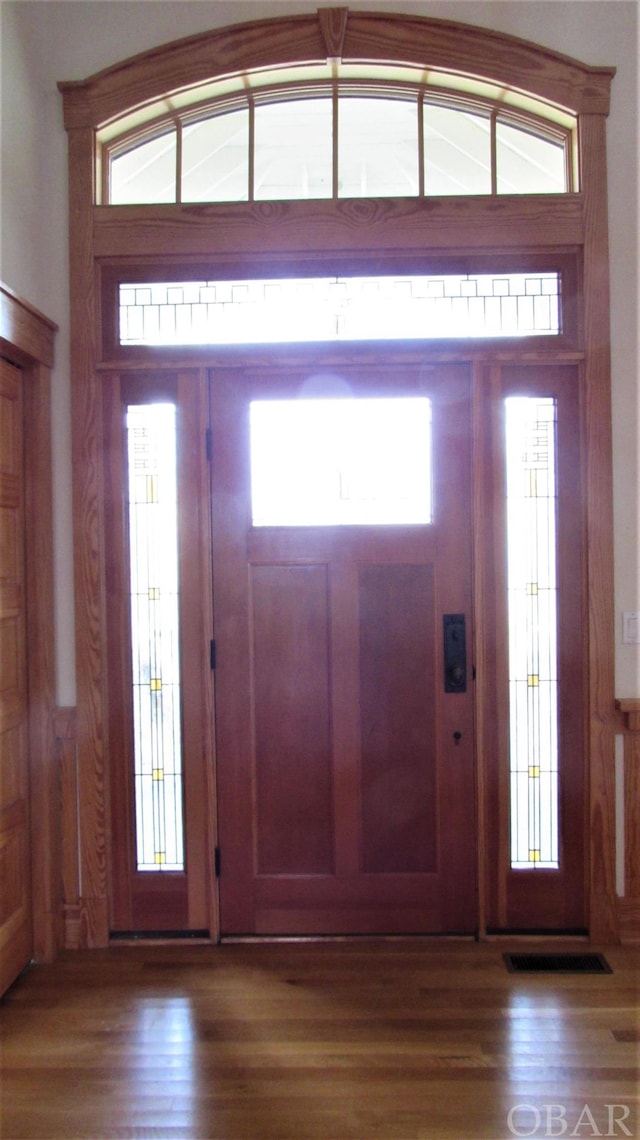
[443,613,466,693]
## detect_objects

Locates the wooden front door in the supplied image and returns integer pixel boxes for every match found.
[0,359,32,993]
[211,356,476,935]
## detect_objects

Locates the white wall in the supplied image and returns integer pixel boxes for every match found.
[1,0,638,703]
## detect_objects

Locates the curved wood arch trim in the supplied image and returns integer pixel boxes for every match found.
[58,9,614,131]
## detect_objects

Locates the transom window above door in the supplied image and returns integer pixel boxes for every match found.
[102,74,576,205]
[118,272,561,345]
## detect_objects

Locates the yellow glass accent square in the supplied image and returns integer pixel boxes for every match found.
[529,849,541,863]
[152,768,164,781]
[146,474,158,503]
[154,852,166,865]
[528,765,540,778]
[148,586,160,600]
[526,582,538,595]
[150,677,162,692]
[527,674,539,687]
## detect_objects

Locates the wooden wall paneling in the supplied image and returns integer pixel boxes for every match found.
[615,700,640,943]
[579,114,618,942]
[66,117,110,948]
[0,286,59,965]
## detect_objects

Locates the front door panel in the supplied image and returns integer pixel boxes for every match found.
[211,356,476,935]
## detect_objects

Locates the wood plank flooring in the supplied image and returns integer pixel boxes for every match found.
[1,941,638,1139]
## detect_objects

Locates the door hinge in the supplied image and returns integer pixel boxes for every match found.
[214,847,221,878]
[205,427,213,461]
[210,639,217,670]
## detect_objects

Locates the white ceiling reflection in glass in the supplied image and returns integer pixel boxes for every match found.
[118,272,561,346]
[423,104,491,195]
[254,98,333,200]
[496,120,566,194]
[110,128,177,204]
[182,110,249,202]
[338,97,419,198]
[106,86,573,205]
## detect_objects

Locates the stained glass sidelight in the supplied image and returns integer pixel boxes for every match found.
[505,398,559,869]
[127,404,184,872]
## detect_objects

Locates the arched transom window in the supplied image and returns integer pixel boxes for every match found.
[102,66,576,205]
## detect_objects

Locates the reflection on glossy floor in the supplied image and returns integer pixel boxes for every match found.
[1,941,638,1139]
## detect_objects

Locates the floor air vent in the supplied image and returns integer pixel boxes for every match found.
[504,952,612,974]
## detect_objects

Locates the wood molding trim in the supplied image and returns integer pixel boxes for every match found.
[0,284,56,369]
[58,9,614,128]
[59,12,618,945]
[91,196,586,263]
[580,115,617,942]
[66,125,110,948]
[0,282,59,961]
[615,700,640,944]
[53,708,82,949]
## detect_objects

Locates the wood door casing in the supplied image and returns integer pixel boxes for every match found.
[0,359,32,993]
[211,357,476,936]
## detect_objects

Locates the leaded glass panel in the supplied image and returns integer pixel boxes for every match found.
[119,273,560,346]
[127,404,184,872]
[505,397,559,869]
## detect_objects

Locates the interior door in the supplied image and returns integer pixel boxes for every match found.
[211,355,476,935]
[0,359,32,993]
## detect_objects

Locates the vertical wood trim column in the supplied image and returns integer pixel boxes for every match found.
[580,113,618,942]
[0,285,59,962]
[54,708,81,948]
[25,363,61,960]
[615,701,640,943]
[63,94,110,947]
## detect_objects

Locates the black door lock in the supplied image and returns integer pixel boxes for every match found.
[443,613,466,693]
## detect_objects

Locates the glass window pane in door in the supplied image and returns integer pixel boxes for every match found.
[423,104,491,195]
[182,109,249,201]
[250,397,431,527]
[338,97,419,197]
[254,98,332,200]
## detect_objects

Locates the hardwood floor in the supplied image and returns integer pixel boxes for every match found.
[1,941,638,1139]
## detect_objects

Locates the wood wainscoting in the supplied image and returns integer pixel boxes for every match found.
[616,700,640,943]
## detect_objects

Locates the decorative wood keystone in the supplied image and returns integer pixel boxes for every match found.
[319,7,348,61]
